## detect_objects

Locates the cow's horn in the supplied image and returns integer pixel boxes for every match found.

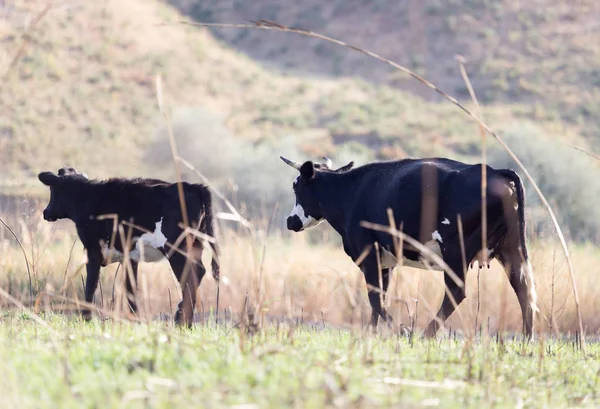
[322,156,333,169]
[280,156,302,170]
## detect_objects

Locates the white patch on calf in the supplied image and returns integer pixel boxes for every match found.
[100,218,167,264]
[431,230,443,244]
[442,218,450,225]
[289,203,322,230]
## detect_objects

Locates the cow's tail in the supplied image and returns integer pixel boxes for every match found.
[498,168,539,321]
[498,169,528,261]
[197,185,220,282]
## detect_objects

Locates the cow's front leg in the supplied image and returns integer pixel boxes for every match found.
[363,262,393,331]
[82,248,102,321]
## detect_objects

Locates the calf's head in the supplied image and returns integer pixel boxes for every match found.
[38,167,88,222]
[280,156,354,232]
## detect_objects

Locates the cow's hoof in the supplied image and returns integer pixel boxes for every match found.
[394,324,412,338]
[174,309,193,328]
[81,309,92,322]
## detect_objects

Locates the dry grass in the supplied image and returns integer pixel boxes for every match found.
[1,202,599,337]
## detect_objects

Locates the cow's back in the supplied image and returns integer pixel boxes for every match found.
[345,158,504,248]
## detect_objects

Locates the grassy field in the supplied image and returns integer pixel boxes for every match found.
[1,313,599,409]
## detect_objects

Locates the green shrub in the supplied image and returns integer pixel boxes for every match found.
[488,122,600,243]
[145,107,372,227]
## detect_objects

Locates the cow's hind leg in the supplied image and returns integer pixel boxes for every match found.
[125,261,138,315]
[497,247,537,338]
[169,251,206,327]
[423,260,466,338]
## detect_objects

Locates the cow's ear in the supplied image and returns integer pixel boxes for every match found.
[38,172,61,186]
[300,161,315,180]
[335,161,354,173]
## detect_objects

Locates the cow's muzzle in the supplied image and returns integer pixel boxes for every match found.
[43,209,57,222]
[287,215,303,232]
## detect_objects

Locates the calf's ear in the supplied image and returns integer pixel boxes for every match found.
[38,172,60,186]
[300,161,315,180]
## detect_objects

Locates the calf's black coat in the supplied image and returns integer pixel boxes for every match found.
[38,167,219,326]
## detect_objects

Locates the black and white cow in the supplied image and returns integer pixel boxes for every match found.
[281,156,538,338]
[38,166,220,326]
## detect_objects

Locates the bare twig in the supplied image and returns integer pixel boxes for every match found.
[457,56,486,337]
[568,144,600,162]
[0,217,33,305]
[177,156,252,229]
[0,287,57,335]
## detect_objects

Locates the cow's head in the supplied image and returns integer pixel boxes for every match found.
[38,167,89,222]
[280,156,354,232]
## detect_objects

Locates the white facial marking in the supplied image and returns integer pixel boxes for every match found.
[100,218,167,264]
[442,218,450,225]
[431,230,443,244]
[294,175,299,185]
[289,202,322,230]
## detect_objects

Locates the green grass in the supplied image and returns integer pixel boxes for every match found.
[2,312,599,408]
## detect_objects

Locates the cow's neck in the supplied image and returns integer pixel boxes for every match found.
[316,172,357,237]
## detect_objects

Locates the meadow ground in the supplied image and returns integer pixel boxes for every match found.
[0,312,599,409]
[1,205,600,408]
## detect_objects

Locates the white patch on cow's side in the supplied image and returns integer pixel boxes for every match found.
[431,230,443,244]
[289,203,322,230]
[100,218,167,264]
[441,218,450,225]
[378,240,443,271]
[380,247,398,269]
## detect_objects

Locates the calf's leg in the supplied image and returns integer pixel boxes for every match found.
[169,251,206,327]
[82,249,102,321]
[125,261,139,314]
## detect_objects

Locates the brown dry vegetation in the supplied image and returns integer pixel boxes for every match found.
[2,200,599,336]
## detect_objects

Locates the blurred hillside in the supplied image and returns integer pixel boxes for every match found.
[1,0,599,241]
[173,0,600,143]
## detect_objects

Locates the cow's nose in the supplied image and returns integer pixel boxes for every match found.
[287,216,303,232]
[42,209,48,220]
